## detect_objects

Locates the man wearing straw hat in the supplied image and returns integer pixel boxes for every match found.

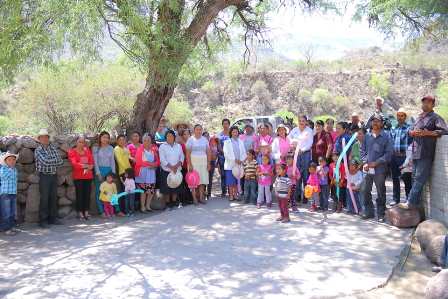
[0,152,19,235]
[34,129,64,228]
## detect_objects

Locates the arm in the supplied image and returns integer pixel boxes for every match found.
[178,144,185,169]
[159,145,169,168]
[360,137,368,165]
[109,147,116,174]
[433,115,448,136]
[302,129,314,152]
[0,167,16,181]
[68,150,84,170]
[92,146,100,174]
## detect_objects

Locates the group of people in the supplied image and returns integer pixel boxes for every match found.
[0,95,447,235]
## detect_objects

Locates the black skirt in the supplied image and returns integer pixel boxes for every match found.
[159,169,183,195]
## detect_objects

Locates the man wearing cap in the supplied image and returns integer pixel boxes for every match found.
[0,152,19,235]
[389,108,412,206]
[35,129,64,227]
[366,97,392,131]
[400,96,448,210]
[361,113,393,222]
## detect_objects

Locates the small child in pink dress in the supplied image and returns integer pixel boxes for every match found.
[257,155,274,208]
[306,162,321,212]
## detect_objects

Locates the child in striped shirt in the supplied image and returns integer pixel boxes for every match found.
[243,150,258,205]
[274,164,292,223]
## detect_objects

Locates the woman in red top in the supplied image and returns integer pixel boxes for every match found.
[312,120,333,163]
[68,136,94,220]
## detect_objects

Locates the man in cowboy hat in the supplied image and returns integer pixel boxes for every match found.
[34,129,64,228]
[0,152,19,235]
[389,107,412,206]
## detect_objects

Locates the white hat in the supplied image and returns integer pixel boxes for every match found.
[397,108,407,115]
[0,152,19,166]
[351,112,359,117]
[231,164,245,179]
[276,124,290,135]
[167,171,183,188]
[37,128,50,138]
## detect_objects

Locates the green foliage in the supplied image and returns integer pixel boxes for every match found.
[368,72,391,98]
[313,115,336,122]
[164,97,193,124]
[275,109,298,124]
[298,89,312,101]
[311,88,331,105]
[0,116,11,136]
[334,95,349,107]
[201,80,216,93]
[436,81,448,120]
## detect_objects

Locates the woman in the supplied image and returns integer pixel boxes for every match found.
[240,125,256,152]
[312,120,333,162]
[272,124,291,165]
[159,130,184,209]
[223,126,247,201]
[186,125,211,205]
[68,135,94,220]
[93,131,116,216]
[135,134,160,213]
[178,128,193,206]
[114,135,132,180]
[127,132,141,162]
[254,123,273,164]
[208,135,219,199]
[333,122,351,155]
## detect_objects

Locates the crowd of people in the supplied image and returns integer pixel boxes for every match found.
[0,95,447,235]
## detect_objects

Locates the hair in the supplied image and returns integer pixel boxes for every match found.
[229,126,240,136]
[318,156,326,162]
[98,131,110,146]
[315,120,324,127]
[336,121,348,130]
[359,127,367,135]
[247,149,256,157]
[116,134,126,141]
[325,118,334,125]
[261,154,271,163]
[286,154,294,160]
[105,172,115,180]
[298,115,308,122]
[278,163,287,171]
[142,133,155,144]
[350,159,360,166]
[244,124,254,131]
[193,124,202,130]
[202,131,210,138]
[350,123,361,132]
[307,120,314,130]
[222,118,230,125]
[131,131,141,137]
[309,162,318,169]
[165,129,176,140]
[125,168,135,179]
[180,128,191,137]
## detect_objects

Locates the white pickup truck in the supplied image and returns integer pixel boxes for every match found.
[232,115,288,132]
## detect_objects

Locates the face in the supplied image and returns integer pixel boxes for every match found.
[396,112,406,124]
[194,126,202,136]
[325,120,334,131]
[247,152,254,160]
[76,137,86,149]
[100,134,110,146]
[131,133,140,144]
[349,164,358,172]
[372,118,382,130]
[143,137,152,147]
[332,154,338,162]
[309,166,316,174]
[5,156,16,168]
[231,129,239,138]
[182,130,190,141]
[278,127,287,137]
[245,127,253,135]
[286,157,293,166]
[167,133,175,144]
[222,120,230,130]
[106,176,114,183]
[356,130,365,142]
[117,136,126,147]
[336,124,344,136]
[422,100,434,112]
[277,166,286,176]
[39,135,50,145]
[259,125,267,135]
[376,98,383,109]
[262,156,269,165]
[315,123,323,133]
[298,117,307,129]
[351,115,359,124]
[319,158,326,166]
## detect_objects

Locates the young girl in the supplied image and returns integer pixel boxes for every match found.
[100,173,118,218]
[124,168,136,216]
[307,162,320,212]
[257,155,273,208]
[347,160,363,215]
[274,163,292,223]
[329,153,346,213]
[400,144,413,203]
[286,154,300,212]
[243,149,258,205]
[317,157,330,212]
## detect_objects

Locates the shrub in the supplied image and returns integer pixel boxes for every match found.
[368,72,391,98]
[436,81,448,120]
[201,80,216,93]
[0,116,10,135]
[311,88,331,105]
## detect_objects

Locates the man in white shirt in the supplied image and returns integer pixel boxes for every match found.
[288,115,314,203]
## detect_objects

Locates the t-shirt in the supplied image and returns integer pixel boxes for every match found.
[243,160,258,180]
[274,176,291,198]
[347,170,363,191]
[258,164,273,186]
[317,165,329,186]
[99,182,117,202]
[124,178,136,192]
[186,136,209,156]
[114,146,131,175]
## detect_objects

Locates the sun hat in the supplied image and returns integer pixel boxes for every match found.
[185,170,200,189]
[37,128,50,138]
[167,171,183,189]
[231,164,245,179]
[0,152,19,166]
[276,124,290,135]
[397,108,407,115]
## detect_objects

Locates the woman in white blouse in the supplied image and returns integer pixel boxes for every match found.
[223,126,247,201]
[159,130,185,209]
[186,124,211,205]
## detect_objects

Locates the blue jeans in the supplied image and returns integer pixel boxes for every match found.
[390,154,406,204]
[294,150,311,202]
[125,193,135,214]
[0,194,16,231]
[208,160,216,197]
[408,158,433,207]
[319,185,330,211]
[244,179,257,204]
[346,190,362,214]
[218,156,227,196]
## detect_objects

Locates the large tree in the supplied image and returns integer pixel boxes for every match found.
[0,0,334,133]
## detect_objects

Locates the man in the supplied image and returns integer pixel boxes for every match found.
[288,115,313,203]
[361,113,393,222]
[400,96,448,210]
[350,112,361,129]
[217,119,231,197]
[35,129,64,228]
[366,97,392,130]
[240,124,255,152]
[389,108,412,206]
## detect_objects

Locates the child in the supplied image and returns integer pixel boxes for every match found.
[400,144,413,203]
[286,154,300,212]
[124,168,136,216]
[257,155,273,208]
[317,157,330,212]
[329,153,346,213]
[347,160,363,215]
[274,164,292,223]
[207,136,219,200]
[0,152,19,236]
[100,173,118,218]
[243,149,258,205]
[307,162,320,212]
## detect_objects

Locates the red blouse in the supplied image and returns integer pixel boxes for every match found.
[312,131,333,162]
[68,147,94,180]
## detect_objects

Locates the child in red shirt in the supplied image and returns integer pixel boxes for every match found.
[329,153,347,213]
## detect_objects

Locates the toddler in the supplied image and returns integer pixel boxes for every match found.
[329,153,346,213]
[257,155,273,208]
[317,157,330,212]
[0,153,18,236]
[124,168,136,216]
[307,162,320,212]
[347,160,363,214]
[274,164,292,223]
[243,150,258,205]
[100,173,118,218]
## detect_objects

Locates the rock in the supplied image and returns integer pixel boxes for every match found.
[58,149,67,159]
[57,175,73,186]
[416,220,448,251]
[17,193,27,204]
[58,206,72,218]
[151,194,166,210]
[27,173,40,184]
[58,197,72,206]
[3,136,17,147]
[25,184,40,223]
[7,144,19,154]
[386,206,421,228]
[425,270,448,299]
[424,235,446,266]
[66,186,76,201]
[18,171,27,182]
[21,136,39,149]
[57,165,72,177]
[17,148,34,164]
[17,182,29,191]
[22,163,36,174]
[57,186,66,198]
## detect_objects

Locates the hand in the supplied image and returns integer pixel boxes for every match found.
[410,129,423,137]
[97,173,103,181]
[236,159,241,165]
[88,165,94,170]
[363,164,369,172]
[368,162,377,168]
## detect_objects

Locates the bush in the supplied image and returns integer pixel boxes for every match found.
[368,72,391,98]
[201,80,216,93]
[313,115,336,122]
[334,95,350,107]
[0,116,10,135]
[297,89,312,101]
[311,88,331,105]
[275,109,297,124]
[436,81,448,120]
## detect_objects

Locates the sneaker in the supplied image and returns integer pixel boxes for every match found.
[398,202,417,210]
[276,217,283,221]
[378,217,385,223]
[432,266,443,273]
[178,203,183,209]
[117,212,126,217]
[361,214,374,220]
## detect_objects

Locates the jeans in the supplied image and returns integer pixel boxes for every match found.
[94,166,112,214]
[0,194,16,231]
[257,184,272,205]
[39,173,58,224]
[442,235,448,268]
[319,185,330,211]
[401,172,412,200]
[294,150,311,202]
[218,157,227,196]
[390,154,406,204]
[207,160,216,197]
[244,179,257,204]
[125,193,135,214]
[346,190,362,214]
[408,158,433,207]
[74,179,92,213]
[362,173,387,218]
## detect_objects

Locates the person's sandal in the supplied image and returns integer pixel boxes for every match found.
[4,230,17,236]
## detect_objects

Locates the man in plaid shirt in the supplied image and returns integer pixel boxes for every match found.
[389,108,412,205]
[0,152,19,236]
[35,129,64,228]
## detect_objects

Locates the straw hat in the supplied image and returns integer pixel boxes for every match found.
[37,128,50,138]
[167,171,183,188]
[276,124,290,135]
[0,152,19,166]
[397,108,407,116]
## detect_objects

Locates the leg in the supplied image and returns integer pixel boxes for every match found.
[140,192,147,212]
[282,198,290,220]
[128,193,135,213]
[0,194,13,231]
[38,174,50,224]
[374,173,387,219]
[146,191,154,211]
[289,184,297,210]
[408,158,433,207]
[74,180,83,216]
[94,175,104,215]
[83,180,92,216]
[362,174,375,218]
[390,155,405,204]
[257,184,265,206]
[244,180,250,203]
[401,172,412,199]
[265,186,272,207]
[249,180,257,205]
[323,185,330,211]
[219,161,227,196]
[208,161,215,198]
[346,188,353,213]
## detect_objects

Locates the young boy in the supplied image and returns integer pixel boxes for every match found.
[243,149,258,205]
[347,160,363,215]
[273,164,292,223]
[317,157,330,211]
[0,152,19,236]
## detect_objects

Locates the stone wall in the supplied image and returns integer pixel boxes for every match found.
[0,135,98,223]
[423,136,448,226]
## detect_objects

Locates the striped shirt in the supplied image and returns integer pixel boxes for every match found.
[35,144,63,175]
[273,175,291,198]
[243,160,258,180]
[0,165,18,195]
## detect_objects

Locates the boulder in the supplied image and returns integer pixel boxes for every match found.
[21,136,39,149]
[58,206,72,218]
[18,171,28,183]
[424,235,446,266]
[151,195,166,210]
[25,184,40,222]
[425,270,448,299]
[416,220,448,251]
[17,148,34,164]
[57,186,66,198]
[22,163,36,174]
[57,175,73,186]
[17,182,29,191]
[7,144,19,154]
[27,173,40,184]
[57,165,72,177]
[58,149,67,159]
[66,186,76,201]
[386,206,421,228]
[58,197,72,206]
[3,136,17,147]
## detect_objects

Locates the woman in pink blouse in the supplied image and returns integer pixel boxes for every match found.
[254,123,273,164]
[272,124,291,165]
